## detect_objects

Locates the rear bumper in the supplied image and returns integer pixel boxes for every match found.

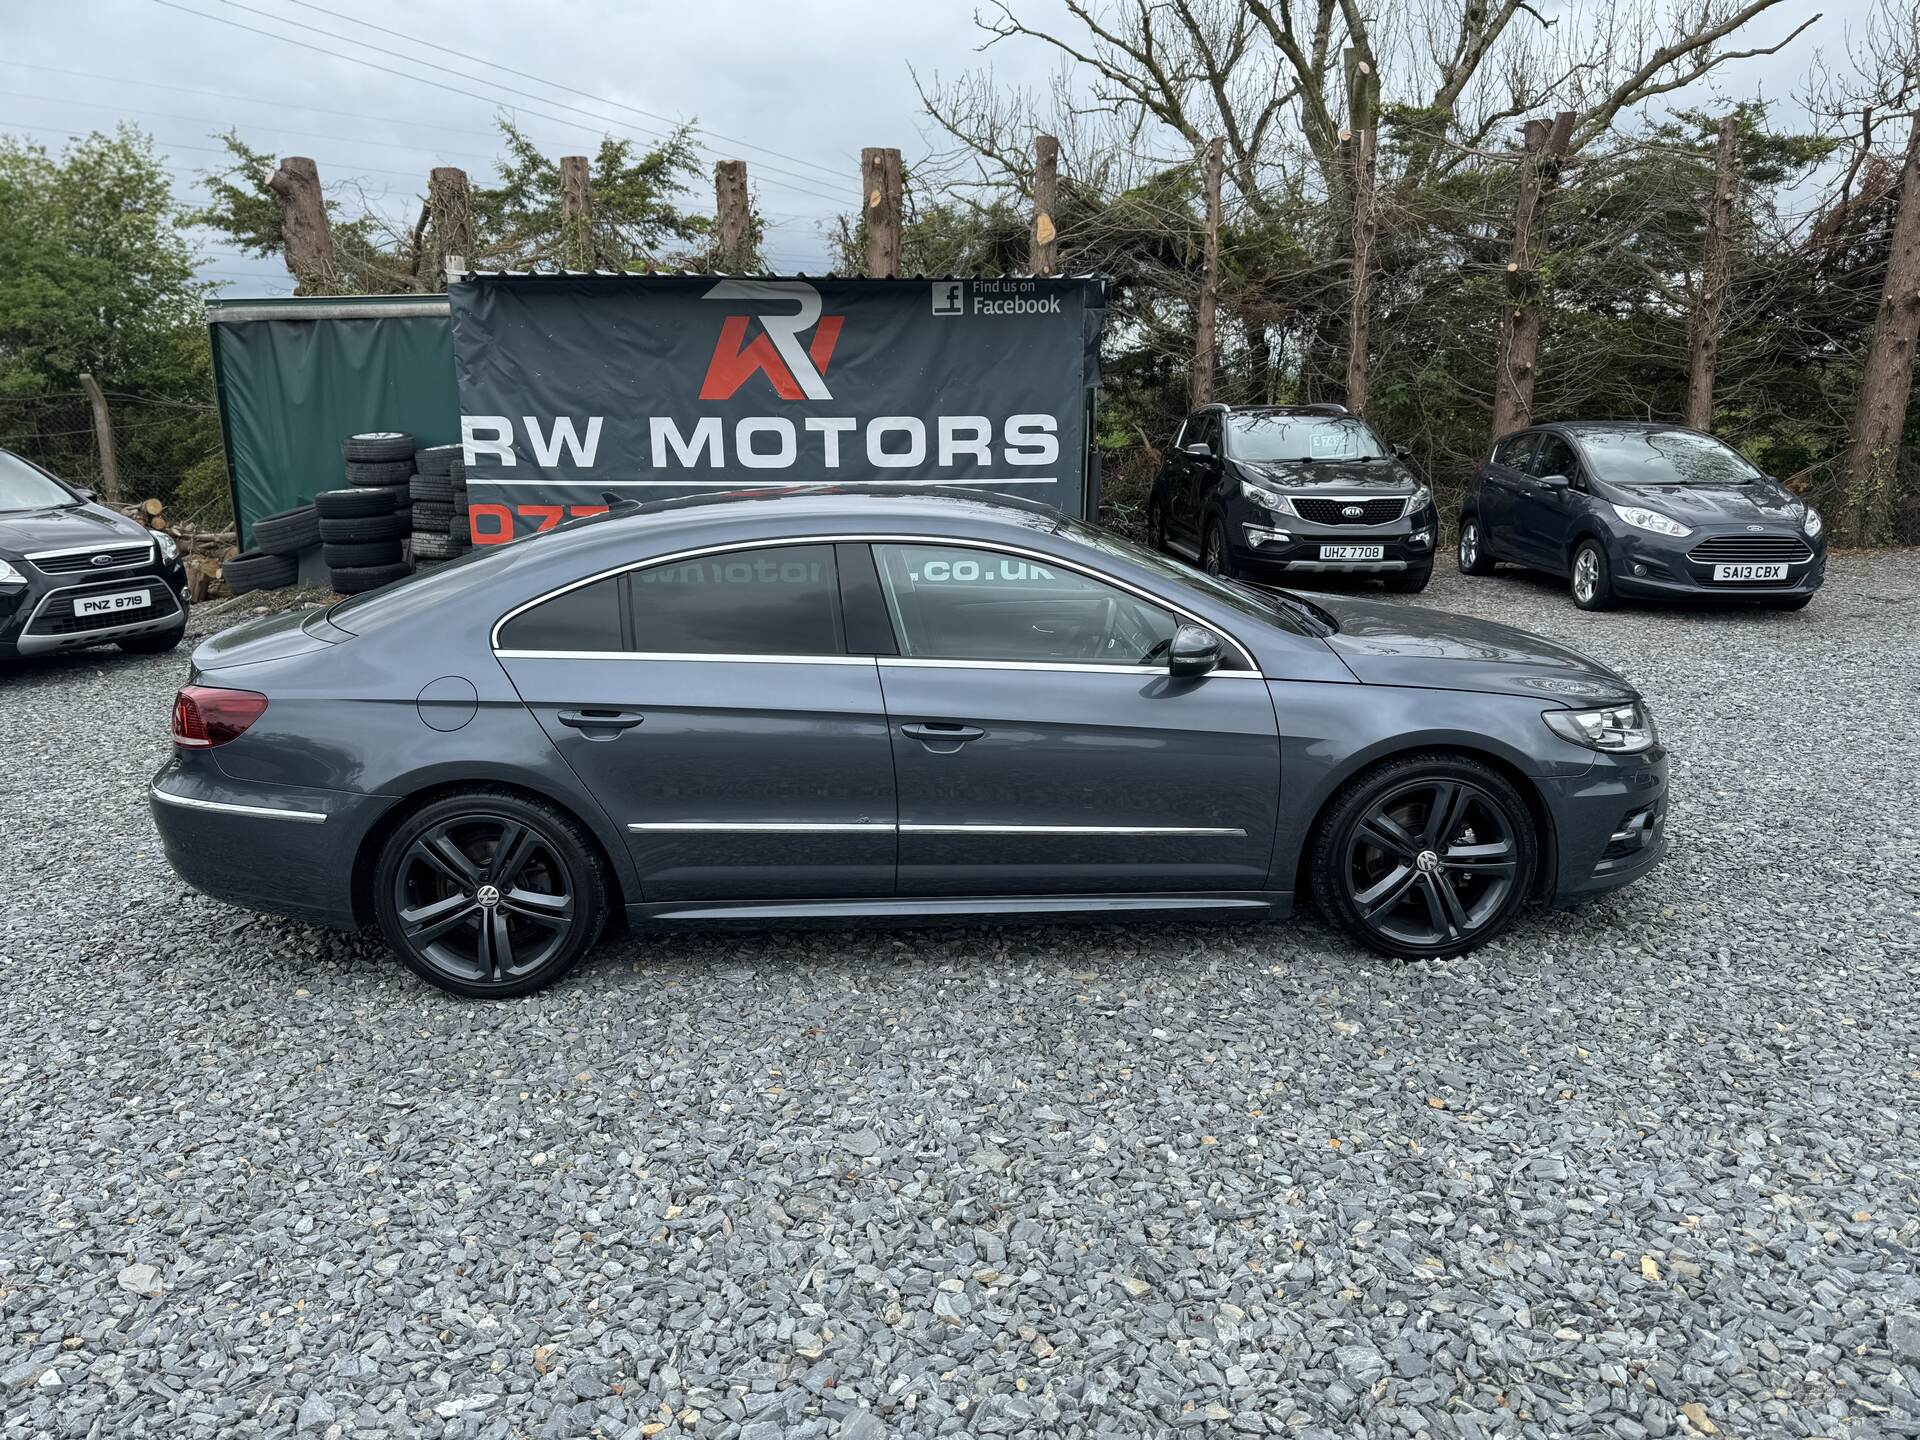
[1541,745,1670,900]
[148,754,390,928]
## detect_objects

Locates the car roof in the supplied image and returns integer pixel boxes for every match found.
[1511,420,1710,438]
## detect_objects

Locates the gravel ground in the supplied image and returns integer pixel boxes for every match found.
[2,555,1917,1440]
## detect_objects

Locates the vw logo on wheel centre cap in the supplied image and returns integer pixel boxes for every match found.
[475,883,502,907]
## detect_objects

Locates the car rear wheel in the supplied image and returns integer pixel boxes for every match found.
[1570,539,1615,610]
[1310,754,1537,959]
[373,790,609,997]
[1457,516,1496,575]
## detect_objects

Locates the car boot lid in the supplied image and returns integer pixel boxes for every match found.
[192,606,338,671]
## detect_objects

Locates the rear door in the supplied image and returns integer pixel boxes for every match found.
[1479,432,1536,555]
[863,541,1280,896]
[495,543,896,901]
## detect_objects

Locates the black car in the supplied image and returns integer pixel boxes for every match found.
[149,487,1667,998]
[1459,422,1826,610]
[1148,403,1439,592]
[0,449,190,660]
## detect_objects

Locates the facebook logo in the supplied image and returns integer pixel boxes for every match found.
[930,281,964,316]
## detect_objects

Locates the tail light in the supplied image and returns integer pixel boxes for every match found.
[171,685,268,748]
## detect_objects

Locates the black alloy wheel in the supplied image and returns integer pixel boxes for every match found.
[1202,519,1232,579]
[374,791,607,997]
[1311,755,1537,958]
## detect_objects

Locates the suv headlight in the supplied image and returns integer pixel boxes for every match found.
[1240,479,1297,516]
[1802,506,1822,539]
[0,559,25,586]
[1543,701,1657,754]
[1403,485,1432,518]
[1610,503,1691,538]
[153,530,179,562]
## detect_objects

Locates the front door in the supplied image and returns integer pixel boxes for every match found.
[864,542,1280,896]
[495,544,896,900]
[1170,411,1220,552]
[1515,432,1582,568]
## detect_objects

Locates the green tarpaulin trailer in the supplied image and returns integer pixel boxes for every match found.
[206,295,458,547]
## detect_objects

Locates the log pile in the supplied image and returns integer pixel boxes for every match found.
[119,499,238,601]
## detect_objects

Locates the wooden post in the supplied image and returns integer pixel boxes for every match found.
[560,155,593,270]
[1684,117,1739,431]
[860,147,903,278]
[714,159,752,271]
[1841,108,1920,544]
[1344,50,1379,415]
[266,157,337,294]
[76,373,120,503]
[1490,112,1575,442]
[1031,133,1060,276]
[428,166,473,290]
[1191,137,1223,412]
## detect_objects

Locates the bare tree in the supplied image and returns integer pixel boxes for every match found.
[1685,116,1741,428]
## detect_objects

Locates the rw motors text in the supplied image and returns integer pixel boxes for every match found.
[461,412,1061,472]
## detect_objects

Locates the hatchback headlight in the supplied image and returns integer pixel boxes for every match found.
[0,559,24,586]
[1240,479,1297,516]
[1802,506,1822,539]
[1610,503,1690,538]
[1544,701,1657,753]
[153,531,179,562]
[1403,485,1432,517]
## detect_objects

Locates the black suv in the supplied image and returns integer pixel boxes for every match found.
[1459,422,1825,610]
[1147,404,1438,592]
[0,448,190,660]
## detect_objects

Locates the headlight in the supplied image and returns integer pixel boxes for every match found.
[1403,485,1432,517]
[1803,507,1822,539]
[153,531,179,562]
[1240,479,1297,516]
[1610,503,1691,538]
[1543,701,1657,754]
[0,559,24,586]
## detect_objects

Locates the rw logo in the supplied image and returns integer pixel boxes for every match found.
[698,280,845,402]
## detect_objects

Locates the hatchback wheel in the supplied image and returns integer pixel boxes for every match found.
[373,789,608,997]
[1311,755,1537,959]
[1457,516,1496,575]
[1570,539,1615,610]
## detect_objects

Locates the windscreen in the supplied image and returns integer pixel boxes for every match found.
[1228,414,1387,463]
[1574,429,1761,486]
[0,452,77,511]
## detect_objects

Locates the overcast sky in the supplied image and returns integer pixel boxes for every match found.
[2,0,1842,297]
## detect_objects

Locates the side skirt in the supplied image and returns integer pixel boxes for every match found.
[629,891,1294,927]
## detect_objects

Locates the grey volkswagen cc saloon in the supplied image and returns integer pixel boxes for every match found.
[150,488,1667,996]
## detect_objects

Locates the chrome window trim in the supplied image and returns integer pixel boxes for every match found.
[626,820,1244,837]
[497,649,876,666]
[490,532,1258,671]
[26,540,154,564]
[880,656,1263,679]
[150,786,328,824]
[24,576,183,636]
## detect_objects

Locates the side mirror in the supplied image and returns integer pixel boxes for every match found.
[1392,443,1413,461]
[1168,623,1222,678]
[1183,442,1213,459]
[1536,473,1571,490]
[74,487,98,503]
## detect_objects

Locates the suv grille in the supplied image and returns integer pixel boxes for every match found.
[1686,533,1812,564]
[1292,496,1405,526]
[26,580,181,636]
[30,543,154,575]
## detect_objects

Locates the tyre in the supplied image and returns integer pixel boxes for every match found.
[223,549,299,594]
[414,444,462,476]
[1310,753,1538,960]
[412,501,454,527]
[1456,514,1496,575]
[1570,538,1615,610]
[322,539,405,568]
[315,486,399,519]
[342,431,415,463]
[409,472,454,504]
[449,456,466,481]
[449,512,472,541]
[328,561,412,595]
[318,512,408,544]
[1383,565,1433,594]
[371,788,609,997]
[1201,518,1234,579]
[346,460,414,488]
[412,534,455,561]
[119,622,186,655]
[251,504,320,556]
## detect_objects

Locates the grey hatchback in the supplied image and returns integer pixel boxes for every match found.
[150,488,1668,996]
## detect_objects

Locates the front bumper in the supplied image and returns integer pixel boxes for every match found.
[1605,525,1825,601]
[1541,744,1670,901]
[1230,505,1439,577]
[0,563,190,656]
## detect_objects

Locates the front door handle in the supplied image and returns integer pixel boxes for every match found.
[558,708,645,733]
[901,722,985,744]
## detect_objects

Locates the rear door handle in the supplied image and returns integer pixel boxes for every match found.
[558,708,645,733]
[901,722,985,743]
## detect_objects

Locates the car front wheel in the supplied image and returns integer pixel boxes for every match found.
[1201,519,1233,579]
[1570,539,1615,610]
[373,789,609,997]
[1310,754,1538,959]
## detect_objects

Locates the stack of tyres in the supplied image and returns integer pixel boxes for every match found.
[342,431,415,538]
[226,502,318,594]
[410,445,462,568]
[448,454,472,557]
[318,482,409,597]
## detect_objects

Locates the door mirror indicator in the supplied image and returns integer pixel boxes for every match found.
[1168,624,1222,678]
[1183,442,1213,459]
[1537,473,1572,490]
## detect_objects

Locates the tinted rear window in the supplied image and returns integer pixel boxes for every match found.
[496,575,624,651]
[628,544,842,655]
